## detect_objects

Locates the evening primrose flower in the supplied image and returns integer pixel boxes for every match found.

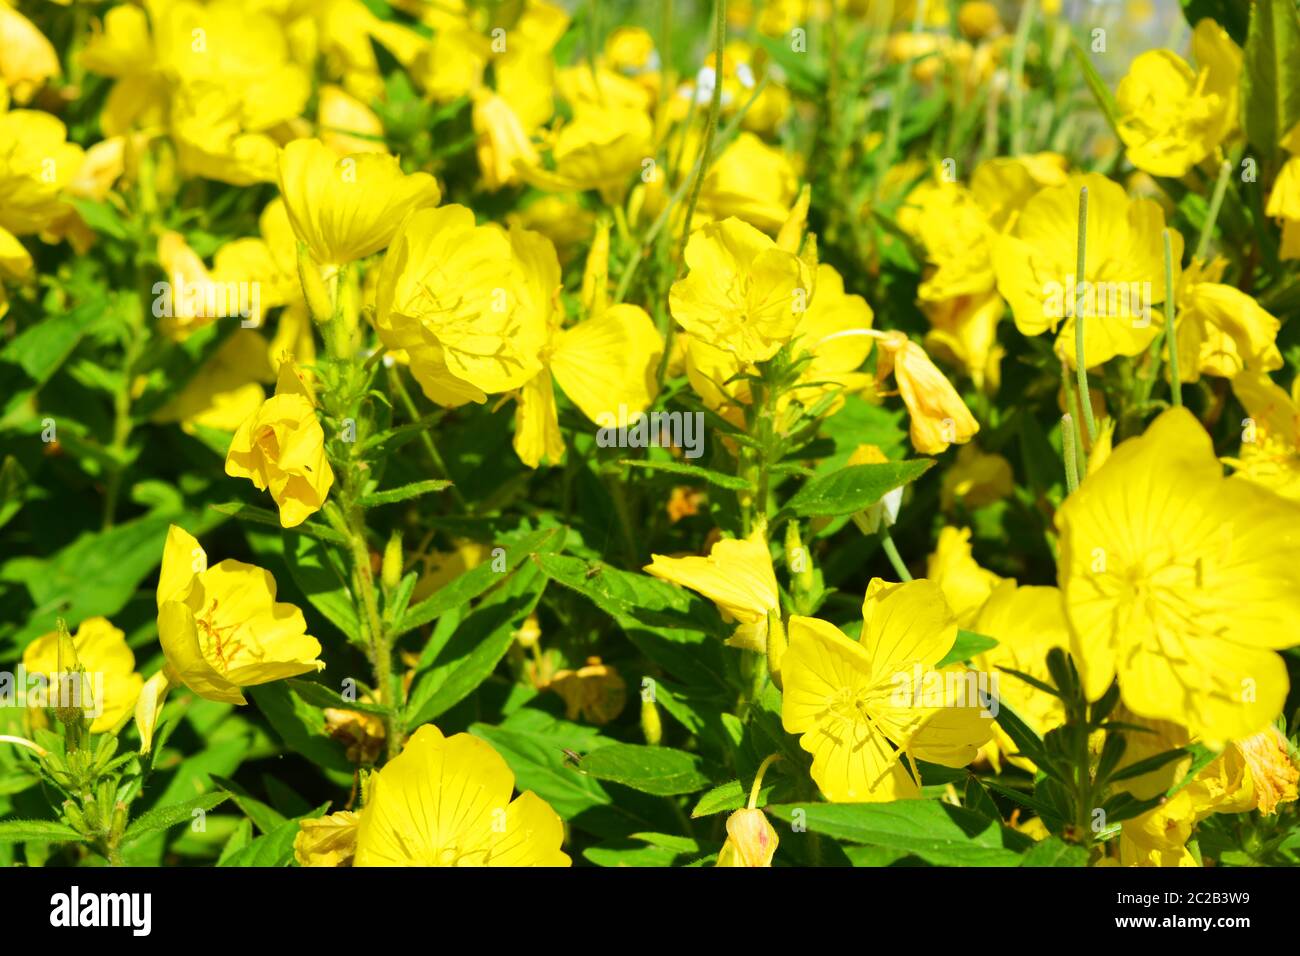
[969,581,1069,771]
[669,217,813,364]
[1225,371,1300,501]
[0,110,84,237]
[547,656,627,725]
[644,530,779,652]
[473,90,540,191]
[696,132,799,233]
[225,361,335,528]
[875,331,979,454]
[521,105,653,203]
[374,204,546,404]
[782,579,992,802]
[23,618,143,733]
[510,225,662,468]
[1055,407,1300,744]
[993,173,1175,367]
[156,525,324,705]
[926,526,1002,627]
[940,444,1013,511]
[0,1,60,104]
[352,724,570,866]
[278,138,441,268]
[923,290,1006,392]
[151,329,274,434]
[1115,19,1239,179]
[1174,255,1282,382]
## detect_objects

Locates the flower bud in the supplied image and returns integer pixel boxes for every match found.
[716,808,778,867]
[382,530,403,594]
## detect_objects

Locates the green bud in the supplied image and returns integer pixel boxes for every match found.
[382,530,403,595]
[640,698,662,747]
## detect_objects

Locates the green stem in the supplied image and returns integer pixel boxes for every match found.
[1164,229,1182,408]
[387,366,468,511]
[878,523,913,582]
[673,0,726,267]
[1073,186,1098,444]
[1195,159,1232,263]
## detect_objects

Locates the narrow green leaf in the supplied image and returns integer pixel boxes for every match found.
[121,791,230,846]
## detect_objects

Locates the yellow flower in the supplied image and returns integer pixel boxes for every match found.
[645,530,779,652]
[782,578,992,802]
[926,526,1002,627]
[697,132,799,233]
[294,811,361,867]
[875,331,979,454]
[521,105,652,203]
[547,656,627,725]
[1225,370,1300,501]
[152,329,275,434]
[1266,124,1300,259]
[0,110,84,238]
[716,808,778,867]
[669,217,812,364]
[1174,256,1282,382]
[318,84,386,157]
[0,1,60,104]
[969,581,1070,771]
[156,524,324,705]
[473,91,540,191]
[374,204,547,404]
[1055,407,1300,744]
[226,361,335,528]
[940,444,1013,511]
[510,225,662,468]
[353,724,570,866]
[923,291,1006,393]
[957,2,1002,40]
[994,173,1176,367]
[1115,19,1239,178]
[278,138,441,267]
[23,618,143,733]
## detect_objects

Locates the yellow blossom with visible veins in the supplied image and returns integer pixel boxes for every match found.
[23,617,143,733]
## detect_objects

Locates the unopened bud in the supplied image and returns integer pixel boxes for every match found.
[641,697,662,746]
[382,531,403,594]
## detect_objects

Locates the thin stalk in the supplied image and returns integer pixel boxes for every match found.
[387,365,468,511]
[878,523,913,582]
[1164,229,1182,407]
[1195,158,1232,262]
[1073,186,1098,443]
[673,0,727,267]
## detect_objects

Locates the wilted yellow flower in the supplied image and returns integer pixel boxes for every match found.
[0,1,60,103]
[226,362,334,527]
[548,656,627,725]
[670,217,812,364]
[994,173,1176,367]
[716,808,779,867]
[375,204,546,404]
[645,530,779,652]
[1115,19,1239,178]
[323,707,386,765]
[1056,407,1300,744]
[23,617,143,733]
[1225,371,1300,501]
[133,669,171,755]
[156,525,324,705]
[875,331,979,454]
[1235,726,1299,816]
[278,138,441,267]
[353,724,570,866]
[782,578,992,802]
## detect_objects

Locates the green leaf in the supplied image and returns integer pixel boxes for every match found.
[0,456,30,530]
[1108,747,1189,784]
[936,630,999,667]
[247,683,353,778]
[766,800,1032,866]
[1241,0,1300,162]
[1180,0,1250,45]
[618,459,751,491]
[0,820,86,844]
[217,808,327,867]
[1021,837,1089,867]
[286,679,389,717]
[392,526,560,638]
[1071,39,1123,141]
[358,479,452,507]
[281,532,360,644]
[0,306,90,425]
[403,562,546,726]
[121,791,230,846]
[778,459,933,520]
[208,501,346,544]
[577,743,713,796]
